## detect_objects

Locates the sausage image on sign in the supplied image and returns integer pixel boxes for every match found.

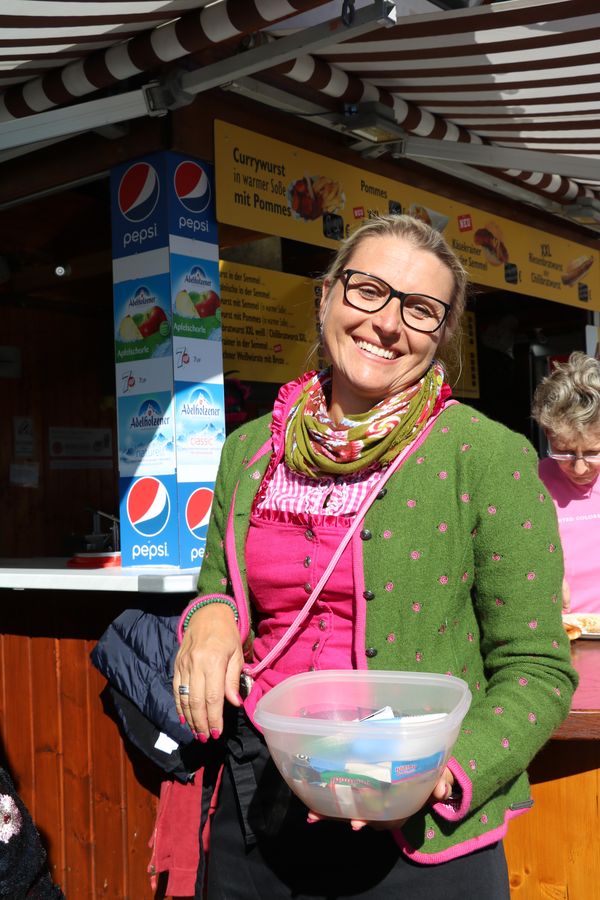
[288,175,344,221]
[474,222,509,266]
[561,255,594,286]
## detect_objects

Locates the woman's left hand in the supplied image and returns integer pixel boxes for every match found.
[307,767,455,831]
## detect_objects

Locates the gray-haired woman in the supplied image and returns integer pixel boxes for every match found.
[532,350,600,615]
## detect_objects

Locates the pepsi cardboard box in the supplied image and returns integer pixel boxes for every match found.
[111,154,169,258]
[110,153,217,259]
[119,473,181,566]
[177,482,214,567]
[167,154,218,245]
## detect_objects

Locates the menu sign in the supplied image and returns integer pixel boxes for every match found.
[443,311,479,400]
[219,261,318,383]
[215,120,599,311]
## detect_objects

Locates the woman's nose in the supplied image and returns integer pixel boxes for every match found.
[372,297,402,333]
[572,457,589,475]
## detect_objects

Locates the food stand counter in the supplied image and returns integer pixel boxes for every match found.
[504,639,600,898]
[0,561,597,898]
[0,559,197,898]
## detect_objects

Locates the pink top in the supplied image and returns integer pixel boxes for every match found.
[244,510,355,723]
[243,461,385,722]
[539,457,600,614]
[255,454,384,516]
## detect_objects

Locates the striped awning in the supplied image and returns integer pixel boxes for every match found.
[1,0,600,223]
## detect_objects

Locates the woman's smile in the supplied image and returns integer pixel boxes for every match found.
[354,337,399,361]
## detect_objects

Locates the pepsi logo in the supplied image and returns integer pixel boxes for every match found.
[174,161,211,214]
[185,487,213,538]
[126,476,171,537]
[118,162,160,223]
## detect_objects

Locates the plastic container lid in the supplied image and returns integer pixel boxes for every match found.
[255,669,471,738]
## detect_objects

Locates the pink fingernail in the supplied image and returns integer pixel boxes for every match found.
[210,729,221,740]
[179,715,186,725]
[197,732,208,743]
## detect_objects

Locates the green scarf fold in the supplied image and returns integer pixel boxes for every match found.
[285,363,446,478]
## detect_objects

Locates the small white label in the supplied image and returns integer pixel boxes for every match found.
[154,732,179,754]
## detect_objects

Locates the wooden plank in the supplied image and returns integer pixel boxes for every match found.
[123,744,160,899]
[505,741,600,898]
[89,660,128,898]
[61,636,95,899]
[30,629,65,889]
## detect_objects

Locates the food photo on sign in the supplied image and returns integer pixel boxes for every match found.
[408,204,449,233]
[287,174,345,221]
[561,254,594,287]
[473,221,510,268]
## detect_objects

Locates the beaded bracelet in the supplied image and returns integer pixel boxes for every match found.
[178,595,239,643]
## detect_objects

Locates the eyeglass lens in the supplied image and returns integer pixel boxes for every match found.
[344,271,448,333]
[549,451,600,464]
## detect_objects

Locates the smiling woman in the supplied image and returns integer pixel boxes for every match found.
[318,219,463,423]
[133,213,581,900]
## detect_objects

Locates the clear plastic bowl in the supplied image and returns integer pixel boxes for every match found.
[254,670,471,821]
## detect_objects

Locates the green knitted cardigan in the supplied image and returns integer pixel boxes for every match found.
[196,400,577,862]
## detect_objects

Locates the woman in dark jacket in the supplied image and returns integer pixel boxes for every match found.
[0,765,64,899]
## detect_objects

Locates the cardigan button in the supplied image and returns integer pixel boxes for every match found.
[376,488,387,500]
[304,582,312,594]
[304,556,311,568]
[360,529,372,541]
[305,528,315,541]
[318,619,327,631]
[365,647,378,658]
[363,590,375,601]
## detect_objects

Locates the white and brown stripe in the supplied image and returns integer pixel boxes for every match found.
[0,0,331,121]
[260,0,600,205]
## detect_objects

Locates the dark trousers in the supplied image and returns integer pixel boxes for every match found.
[198,713,510,900]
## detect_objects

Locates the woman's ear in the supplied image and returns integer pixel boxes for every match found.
[320,277,332,321]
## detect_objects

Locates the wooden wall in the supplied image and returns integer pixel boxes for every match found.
[504,741,600,899]
[0,587,596,898]
[0,590,173,899]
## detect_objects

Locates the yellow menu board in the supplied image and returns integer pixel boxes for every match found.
[215,120,599,311]
[443,311,479,399]
[219,260,318,383]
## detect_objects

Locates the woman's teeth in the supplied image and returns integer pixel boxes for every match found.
[356,339,397,360]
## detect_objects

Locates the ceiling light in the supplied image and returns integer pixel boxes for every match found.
[339,102,406,144]
[563,197,600,226]
[54,264,71,278]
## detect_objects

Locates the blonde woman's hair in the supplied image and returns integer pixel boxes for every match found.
[532,351,600,436]
[320,214,469,342]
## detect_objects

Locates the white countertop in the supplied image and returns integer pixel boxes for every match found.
[0,559,199,593]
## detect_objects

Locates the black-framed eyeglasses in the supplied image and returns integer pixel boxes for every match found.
[341,269,451,334]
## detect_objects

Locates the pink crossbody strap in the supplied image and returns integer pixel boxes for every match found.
[241,400,456,680]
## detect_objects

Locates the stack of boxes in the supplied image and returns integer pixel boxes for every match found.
[110,152,225,567]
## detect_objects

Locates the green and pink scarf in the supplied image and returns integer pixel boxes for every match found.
[285,362,450,478]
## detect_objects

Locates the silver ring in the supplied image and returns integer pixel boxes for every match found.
[178,684,190,696]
